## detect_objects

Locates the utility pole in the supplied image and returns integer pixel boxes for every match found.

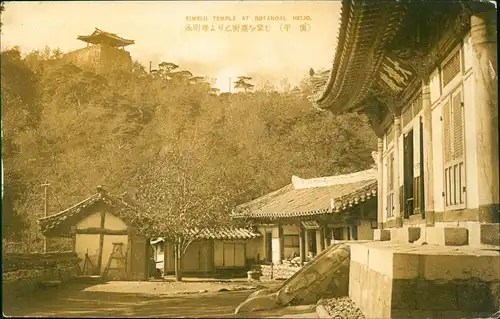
[149,61,152,74]
[229,77,232,93]
[41,181,50,253]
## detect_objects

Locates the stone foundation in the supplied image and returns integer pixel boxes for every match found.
[349,242,500,319]
[257,264,301,280]
[381,222,500,247]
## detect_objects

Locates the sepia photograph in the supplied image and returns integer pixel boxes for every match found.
[1,0,498,318]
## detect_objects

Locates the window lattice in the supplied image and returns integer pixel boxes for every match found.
[443,100,452,163]
[452,92,464,158]
[442,51,461,87]
[443,88,465,209]
[402,95,423,127]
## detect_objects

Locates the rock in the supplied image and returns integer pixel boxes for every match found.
[218,288,229,292]
[198,289,207,293]
[276,244,350,306]
[324,297,365,319]
[248,287,280,299]
[234,292,280,314]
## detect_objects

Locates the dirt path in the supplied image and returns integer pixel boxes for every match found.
[5,284,252,317]
[3,280,315,318]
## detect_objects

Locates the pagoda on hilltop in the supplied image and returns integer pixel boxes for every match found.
[63,27,135,72]
[77,28,135,48]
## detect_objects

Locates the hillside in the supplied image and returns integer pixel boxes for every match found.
[1,46,377,251]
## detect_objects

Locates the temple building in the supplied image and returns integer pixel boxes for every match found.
[63,28,134,72]
[232,169,378,267]
[309,1,498,318]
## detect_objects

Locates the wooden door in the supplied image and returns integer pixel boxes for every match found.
[164,241,175,273]
[183,243,201,271]
[403,130,414,218]
[265,232,272,261]
[419,118,426,218]
[234,243,245,267]
[223,243,235,267]
[128,234,148,280]
[199,241,213,272]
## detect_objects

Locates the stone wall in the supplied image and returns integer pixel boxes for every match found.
[63,44,132,72]
[257,264,301,280]
[2,252,81,301]
[349,242,500,319]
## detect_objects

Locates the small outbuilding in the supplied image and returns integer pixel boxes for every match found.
[38,186,149,281]
[151,227,261,276]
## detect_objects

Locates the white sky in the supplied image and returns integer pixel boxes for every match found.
[1,1,341,92]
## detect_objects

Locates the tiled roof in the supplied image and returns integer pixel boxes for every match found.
[150,227,260,243]
[78,27,135,47]
[233,169,377,220]
[311,0,408,113]
[38,186,136,236]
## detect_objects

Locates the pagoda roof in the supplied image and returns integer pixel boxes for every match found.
[77,28,135,47]
[310,0,491,114]
[310,0,408,113]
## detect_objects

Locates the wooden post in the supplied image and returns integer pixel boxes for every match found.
[95,211,106,275]
[41,181,50,253]
[325,225,331,248]
[319,226,325,252]
[393,116,402,227]
[304,228,309,255]
[70,226,77,252]
[299,224,305,266]
[471,9,499,219]
[377,138,384,229]
[278,225,284,264]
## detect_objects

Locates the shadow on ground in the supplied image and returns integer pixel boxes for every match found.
[4,283,251,318]
[4,282,311,318]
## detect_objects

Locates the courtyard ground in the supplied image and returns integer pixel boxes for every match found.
[3,280,318,318]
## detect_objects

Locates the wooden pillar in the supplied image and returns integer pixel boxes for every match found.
[471,8,499,221]
[325,225,331,247]
[304,228,309,254]
[299,224,305,266]
[377,138,384,229]
[95,211,106,275]
[393,116,403,227]
[422,81,434,224]
[70,226,77,252]
[319,226,325,252]
[278,225,284,264]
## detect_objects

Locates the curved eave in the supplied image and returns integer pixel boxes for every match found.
[312,0,408,113]
[77,35,135,47]
[233,184,377,221]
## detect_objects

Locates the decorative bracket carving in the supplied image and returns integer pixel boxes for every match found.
[360,99,385,138]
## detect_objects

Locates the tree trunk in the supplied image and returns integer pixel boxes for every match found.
[174,241,183,281]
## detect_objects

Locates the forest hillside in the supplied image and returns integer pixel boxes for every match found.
[1,46,377,251]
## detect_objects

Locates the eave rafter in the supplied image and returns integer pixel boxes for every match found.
[312,0,486,121]
[312,0,409,113]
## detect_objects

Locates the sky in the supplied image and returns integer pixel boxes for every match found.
[1,1,341,92]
